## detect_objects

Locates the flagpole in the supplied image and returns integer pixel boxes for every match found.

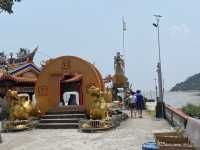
[123,25,125,52]
[123,25,125,73]
[122,16,126,73]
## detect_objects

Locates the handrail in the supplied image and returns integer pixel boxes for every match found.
[165,104,188,120]
[165,104,188,128]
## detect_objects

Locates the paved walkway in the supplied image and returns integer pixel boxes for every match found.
[0,111,171,150]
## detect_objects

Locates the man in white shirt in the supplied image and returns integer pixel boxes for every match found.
[129,91,137,118]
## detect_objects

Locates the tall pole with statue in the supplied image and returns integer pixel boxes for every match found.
[111,17,129,104]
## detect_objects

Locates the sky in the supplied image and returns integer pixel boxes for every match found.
[0,0,200,91]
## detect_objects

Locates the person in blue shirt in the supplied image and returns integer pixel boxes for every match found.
[135,90,144,118]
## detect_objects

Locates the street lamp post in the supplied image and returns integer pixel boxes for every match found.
[153,15,164,118]
[154,78,158,100]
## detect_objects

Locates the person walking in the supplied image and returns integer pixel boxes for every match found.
[0,105,2,118]
[0,104,2,143]
[129,91,137,118]
[135,90,144,118]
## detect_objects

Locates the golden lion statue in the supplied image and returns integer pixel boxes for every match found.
[6,90,41,120]
[88,86,110,120]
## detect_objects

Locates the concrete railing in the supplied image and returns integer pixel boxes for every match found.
[165,104,188,128]
[164,105,200,149]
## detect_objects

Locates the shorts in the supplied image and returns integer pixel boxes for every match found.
[129,103,136,109]
[137,103,143,110]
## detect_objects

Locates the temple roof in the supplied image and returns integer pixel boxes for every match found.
[0,69,36,83]
[0,61,40,83]
[0,47,42,85]
[9,63,41,76]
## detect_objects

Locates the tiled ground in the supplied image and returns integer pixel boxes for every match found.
[0,111,171,150]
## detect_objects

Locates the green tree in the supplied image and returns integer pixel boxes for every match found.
[0,0,21,14]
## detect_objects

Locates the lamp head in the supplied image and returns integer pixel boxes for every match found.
[154,14,162,18]
[153,23,158,27]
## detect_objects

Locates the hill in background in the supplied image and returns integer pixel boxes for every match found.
[171,73,200,91]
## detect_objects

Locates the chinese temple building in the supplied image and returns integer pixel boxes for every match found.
[0,48,40,99]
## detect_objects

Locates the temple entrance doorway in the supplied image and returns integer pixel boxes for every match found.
[59,74,83,106]
[62,92,79,106]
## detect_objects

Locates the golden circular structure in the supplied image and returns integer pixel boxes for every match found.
[35,56,104,114]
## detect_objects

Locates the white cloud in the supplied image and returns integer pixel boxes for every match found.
[168,24,191,40]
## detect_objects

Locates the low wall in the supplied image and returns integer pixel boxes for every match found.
[186,117,200,149]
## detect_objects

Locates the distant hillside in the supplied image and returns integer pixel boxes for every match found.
[171,73,200,91]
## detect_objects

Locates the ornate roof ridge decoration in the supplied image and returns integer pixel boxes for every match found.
[0,69,12,81]
[61,73,83,83]
[0,47,38,69]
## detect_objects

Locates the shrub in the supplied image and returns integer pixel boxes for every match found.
[182,103,200,118]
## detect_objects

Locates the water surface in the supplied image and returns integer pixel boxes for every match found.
[144,91,200,108]
[164,91,200,108]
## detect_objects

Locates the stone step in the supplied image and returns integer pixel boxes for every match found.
[42,114,86,119]
[47,111,85,115]
[37,123,79,129]
[39,118,80,123]
[49,106,85,113]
